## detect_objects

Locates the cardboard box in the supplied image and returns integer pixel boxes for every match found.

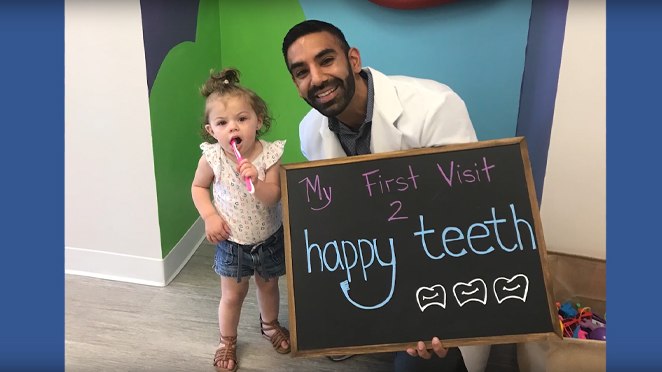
[517,252,606,372]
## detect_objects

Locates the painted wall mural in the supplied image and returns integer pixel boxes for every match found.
[139,0,566,256]
[369,0,458,10]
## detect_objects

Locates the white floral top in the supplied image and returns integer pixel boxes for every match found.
[200,139,286,245]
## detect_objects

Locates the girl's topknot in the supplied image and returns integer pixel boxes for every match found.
[200,67,242,97]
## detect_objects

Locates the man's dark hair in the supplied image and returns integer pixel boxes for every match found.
[282,20,351,67]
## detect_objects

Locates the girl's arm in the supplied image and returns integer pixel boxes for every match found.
[191,156,231,242]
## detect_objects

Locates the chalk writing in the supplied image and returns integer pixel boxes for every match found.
[436,156,496,187]
[298,175,332,211]
[413,203,536,260]
[301,203,535,310]
[362,165,420,197]
[388,201,408,221]
[283,139,557,352]
[304,229,397,310]
[340,265,396,310]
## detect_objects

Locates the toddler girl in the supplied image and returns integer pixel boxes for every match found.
[191,68,290,372]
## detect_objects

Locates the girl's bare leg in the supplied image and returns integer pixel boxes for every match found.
[254,275,289,350]
[216,276,250,370]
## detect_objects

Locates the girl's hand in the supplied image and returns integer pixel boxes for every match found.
[237,159,259,185]
[204,214,230,244]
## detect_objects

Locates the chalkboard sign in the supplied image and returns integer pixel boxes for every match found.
[281,137,560,357]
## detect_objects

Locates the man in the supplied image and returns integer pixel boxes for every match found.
[281,19,491,372]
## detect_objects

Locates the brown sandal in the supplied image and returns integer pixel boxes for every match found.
[259,314,291,354]
[213,335,238,372]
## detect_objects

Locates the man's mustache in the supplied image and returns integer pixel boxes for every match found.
[308,78,343,101]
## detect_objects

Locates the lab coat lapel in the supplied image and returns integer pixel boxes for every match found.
[368,68,403,153]
[318,117,347,158]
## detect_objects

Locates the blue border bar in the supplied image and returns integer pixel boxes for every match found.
[0,2,64,369]
[607,1,662,369]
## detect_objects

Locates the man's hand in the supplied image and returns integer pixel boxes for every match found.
[405,337,448,359]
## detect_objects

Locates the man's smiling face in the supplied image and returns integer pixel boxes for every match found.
[286,31,357,118]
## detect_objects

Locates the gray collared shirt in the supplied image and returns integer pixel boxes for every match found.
[327,69,375,156]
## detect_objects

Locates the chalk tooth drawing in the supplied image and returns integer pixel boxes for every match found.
[415,284,447,312]
[493,274,529,304]
[452,278,488,307]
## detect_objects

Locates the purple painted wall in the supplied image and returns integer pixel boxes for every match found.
[517,0,569,203]
[139,0,199,94]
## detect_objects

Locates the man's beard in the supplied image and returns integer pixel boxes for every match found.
[305,72,356,118]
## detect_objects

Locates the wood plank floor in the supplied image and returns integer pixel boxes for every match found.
[66,241,394,371]
[66,240,518,371]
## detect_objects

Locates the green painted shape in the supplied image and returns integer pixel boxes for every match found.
[149,0,223,257]
[219,0,309,165]
[149,0,307,257]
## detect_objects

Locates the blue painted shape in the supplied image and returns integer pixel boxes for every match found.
[298,0,532,141]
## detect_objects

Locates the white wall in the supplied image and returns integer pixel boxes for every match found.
[65,0,165,284]
[541,0,606,259]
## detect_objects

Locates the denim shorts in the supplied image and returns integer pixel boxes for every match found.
[213,226,286,282]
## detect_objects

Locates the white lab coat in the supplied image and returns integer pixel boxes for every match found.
[298,67,489,372]
[299,67,478,160]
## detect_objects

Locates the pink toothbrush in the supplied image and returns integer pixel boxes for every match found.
[230,139,255,194]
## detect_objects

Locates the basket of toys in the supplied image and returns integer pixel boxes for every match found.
[517,251,606,372]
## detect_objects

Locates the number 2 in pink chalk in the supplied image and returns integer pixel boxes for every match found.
[388,201,408,221]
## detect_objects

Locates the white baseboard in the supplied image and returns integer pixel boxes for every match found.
[163,217,206,285]
[65,218,205,287]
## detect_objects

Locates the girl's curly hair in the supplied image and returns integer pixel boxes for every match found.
[199,67,273,143]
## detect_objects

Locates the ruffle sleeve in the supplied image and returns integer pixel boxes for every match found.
[261,139,286,170]
[199,142,223,177]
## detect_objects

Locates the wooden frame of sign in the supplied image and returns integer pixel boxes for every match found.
[280,137,562,357]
